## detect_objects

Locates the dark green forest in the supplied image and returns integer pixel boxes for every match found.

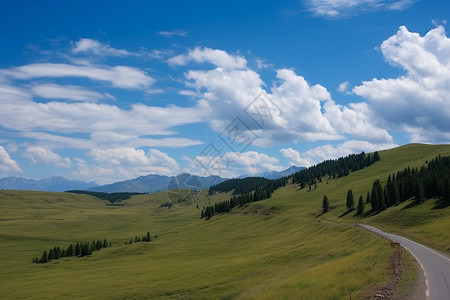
[65,190,146,203]
[202,177,288,219]
[368,155,450,212]
[292,151,380,189]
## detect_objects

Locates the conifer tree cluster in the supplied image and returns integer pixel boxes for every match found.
[369,155,450,212]
[208,177,287,195]
[65,190,145,203]
[160,202,173,208]
[32,238,110,264]
[126,232,151,244]
[292,152,380,189]
[202,178,288,220]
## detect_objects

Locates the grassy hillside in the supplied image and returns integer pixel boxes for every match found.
[308,143,450,253]
[0,191,390,299]
[0,143,449,299]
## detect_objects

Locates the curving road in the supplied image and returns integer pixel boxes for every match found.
[360,224,450,300]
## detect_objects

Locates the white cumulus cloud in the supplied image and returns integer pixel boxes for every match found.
[182,58,391,144]
[301,140,398,164]
[280,148,312,167]
[186,150,284,178]
[0,146,22,173]
[24,146,71,168]
[168,47,247,70]
[89,147,179,173]
[353,25,450,143]
[75,148,180,184]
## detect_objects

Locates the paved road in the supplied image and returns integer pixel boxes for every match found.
[360,224,450,300]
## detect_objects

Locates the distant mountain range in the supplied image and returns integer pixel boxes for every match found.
[238,165,305,180]
[0,165,305,193]
[87,173,226,193]
[0,176,98,192]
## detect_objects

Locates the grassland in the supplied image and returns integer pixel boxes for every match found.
[0,143,449,299]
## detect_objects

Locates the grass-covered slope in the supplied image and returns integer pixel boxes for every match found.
[304,143,450,253]
[0,191,390,299]
[0,143,449,299]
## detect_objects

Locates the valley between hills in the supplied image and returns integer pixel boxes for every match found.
[1,143,449,299]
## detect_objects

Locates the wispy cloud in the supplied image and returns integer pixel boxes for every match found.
[72,38,132,56]
[1,63,154,89]
[72,38,173,60]
[157,30,188,37]
[337,81,350,94]
[31,83,115,102]
[305,0,417,18]
[0,88,206,140]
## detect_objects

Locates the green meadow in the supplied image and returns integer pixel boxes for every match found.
[1,143,449,299]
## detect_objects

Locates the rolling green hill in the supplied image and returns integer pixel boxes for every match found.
[0,143,449,299]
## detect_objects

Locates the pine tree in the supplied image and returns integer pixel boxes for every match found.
[96,240,102,250]
[445,177,450,204]
[366,192,370,204]
[392,182,400,206]
[67,244,74,257]
[371,188,378,211]
[374,151,380,162]
[75,242,80,256]
[416,180,424,204]
[357,195,365,215]
[322,195,329,213]
[371,179,384,211]
[40,250,48,263]
[383,186,390,207]
[346,190,354,210]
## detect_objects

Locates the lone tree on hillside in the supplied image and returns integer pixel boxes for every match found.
[322,195,329,214]
[346,190,354,210]
[357,195,365,216]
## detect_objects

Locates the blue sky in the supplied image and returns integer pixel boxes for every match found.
[0,0,449,184]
